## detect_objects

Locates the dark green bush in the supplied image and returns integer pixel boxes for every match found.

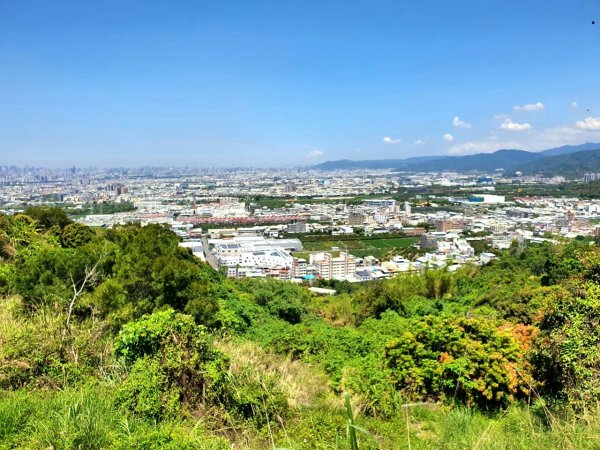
[60,222,95,248]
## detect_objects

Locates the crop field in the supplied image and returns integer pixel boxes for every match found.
[299,237,419,259]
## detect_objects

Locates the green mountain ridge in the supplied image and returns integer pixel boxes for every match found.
[521,148,600,178]
[314,143,600,176]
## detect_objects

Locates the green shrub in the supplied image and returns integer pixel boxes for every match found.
[116,356,180,421]
[115,310,229,418]
[533,280,600,409]
[385,315,534,408]
[224,368,289,426]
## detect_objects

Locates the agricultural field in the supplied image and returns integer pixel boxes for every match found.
[299,236,419,259]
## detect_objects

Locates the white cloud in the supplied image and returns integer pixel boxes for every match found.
[493,113,509,120]
[452,116,471,128]
[414,139,425,145]
[571,101,578,109]
[575,117,600,130]
[443,133,454,142]
[448,122,599,155]
[307,149,324,158]
[383,136,401,144]
[500,118,532,132]
[449,140,520,155]
[513,102,545,112]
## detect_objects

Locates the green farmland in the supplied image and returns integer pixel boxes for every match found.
[299,236,419,259]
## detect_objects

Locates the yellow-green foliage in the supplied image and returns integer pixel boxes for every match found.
[385,315,534,408]
[0,297,113,389]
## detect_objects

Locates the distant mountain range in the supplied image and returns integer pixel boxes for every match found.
[313,143,600,177]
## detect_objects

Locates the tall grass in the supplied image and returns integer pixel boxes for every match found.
[0,387,230,449]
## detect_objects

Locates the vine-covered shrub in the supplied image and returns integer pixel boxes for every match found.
[385,315,534,408]
[115,310,228,419]
[533,281,600,409]
[114,309,288,424]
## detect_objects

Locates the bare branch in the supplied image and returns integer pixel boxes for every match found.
[65,253,105,330]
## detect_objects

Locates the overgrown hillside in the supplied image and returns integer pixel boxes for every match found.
[2,207,600,448]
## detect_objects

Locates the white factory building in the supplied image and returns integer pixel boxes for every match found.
[210,236,302,277]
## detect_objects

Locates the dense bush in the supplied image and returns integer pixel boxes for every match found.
[60,222,96,248]
[115,309,289,425]
[240,278,308,324]
[115,310,228,418]
[385,315,535,408]
[533,280,600,408]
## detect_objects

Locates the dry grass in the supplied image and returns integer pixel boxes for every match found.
[216,338,338,409]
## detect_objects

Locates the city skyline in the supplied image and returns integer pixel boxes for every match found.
[1,0,599,167]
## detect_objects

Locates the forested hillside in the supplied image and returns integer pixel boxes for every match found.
[520,148,600,178]
[2,208,600,448]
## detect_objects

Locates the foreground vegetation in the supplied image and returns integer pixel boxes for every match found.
[2,207,600,448]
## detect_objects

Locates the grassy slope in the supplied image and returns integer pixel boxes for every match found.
[1,295,600,449]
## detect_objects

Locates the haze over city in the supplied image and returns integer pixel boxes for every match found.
[1,0,599,167]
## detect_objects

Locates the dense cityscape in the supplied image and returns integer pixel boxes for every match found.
[3,164,600,286]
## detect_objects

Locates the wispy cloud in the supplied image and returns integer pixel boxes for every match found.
[414,139,425,145]
[383,136,401,144]
[452,116,471,128]
[576,117,600,130]
[443,133,454,142]
[500,118,532,131]
[307,149,324,158]
[449,140,519,155]
[571,101,578,109]
[513,102,544,112]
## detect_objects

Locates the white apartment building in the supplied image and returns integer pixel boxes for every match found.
[312,251,357,280]
[292,257,308,277]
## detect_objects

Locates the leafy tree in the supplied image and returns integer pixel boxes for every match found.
[240,278,308,324]
[96,223,223,326]
[24,206,72,230]
[12,245,102,310]
[354,276,429,322]
[60,223,95,248]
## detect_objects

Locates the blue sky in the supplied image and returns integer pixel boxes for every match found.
[1,0,599,167]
